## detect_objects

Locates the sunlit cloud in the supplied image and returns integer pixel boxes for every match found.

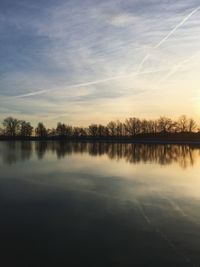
[11,68,169,98]
[136,5,200,74]
[158,51,200,84]
[0,0,200,125]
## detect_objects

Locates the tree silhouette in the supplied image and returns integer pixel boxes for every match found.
[0,115,199,140]
[124,118,141,136]
[107,121,117,136]
[3,117,21,137]
[188,118,197,132]
[73,127,87,137]
[19,120,33,137]
[88,124,98,137]
[157,117,173,132]
[56,122,67,137]
[178,115,188,132]
[35,122,47,137]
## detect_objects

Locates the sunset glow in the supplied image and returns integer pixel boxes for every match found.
[0,1,200,126]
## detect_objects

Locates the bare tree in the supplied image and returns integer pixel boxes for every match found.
[146,120,158,133]
[124,118,141,136]
[35,122,47,137]
[48,128,56,137]
[188,118,197,132]
[97,125,106,137]
[157,117,173,132]
[3,117,21,137]
[73,127,87,137]
[141,119,149,133]
[115,120,124,136]
[56,122,67,137]
[1,114,199,139]
[88,124,98,137]
[19,120,33,137]
[178,115,188,132]
[107,121,117,136]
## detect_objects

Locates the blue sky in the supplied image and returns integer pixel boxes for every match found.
[0,0,200,126]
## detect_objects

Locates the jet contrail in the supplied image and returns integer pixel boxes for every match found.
[11,7,200,100]
[158,51,200,83]
[13,89,50,98]
[136,54,149,73]
[154,6,200,49]
[136,6,200,73]
[12,68,169,99]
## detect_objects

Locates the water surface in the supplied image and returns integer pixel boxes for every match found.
[1,141,200,266]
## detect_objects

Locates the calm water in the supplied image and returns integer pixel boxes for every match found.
[1,142,200,266]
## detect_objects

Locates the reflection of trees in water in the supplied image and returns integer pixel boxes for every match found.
[1,141,33,165]
[1,141,200,168]
[100,143,199,169]
[35,141,48,159]
[34,141,83,159]
[34,142,88,159]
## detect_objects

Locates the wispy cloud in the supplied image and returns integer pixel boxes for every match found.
[158,51,200,83]
[106,13,138,27]
[154,6,200,49]
[12,68,169,98]
[136,5,200,73]
[0,0,200,124]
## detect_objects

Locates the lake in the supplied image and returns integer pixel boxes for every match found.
[1,141,200,266]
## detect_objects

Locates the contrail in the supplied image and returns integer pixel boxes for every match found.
[154,6,200,49]
[11,7,200,100]
[136,6,200,73]
[13,89,50,98]
[12,68,169,99]
[158,51,200,83]
[136,54,149,73]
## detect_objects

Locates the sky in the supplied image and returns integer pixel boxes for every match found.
[0,0,200,127]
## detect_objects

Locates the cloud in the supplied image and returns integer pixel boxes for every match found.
[136,4,200,74]
[106,13,137,27]
[0,0,200,124]
[158,51,200,83]
[9,68,169,98]
[154,5,200,49]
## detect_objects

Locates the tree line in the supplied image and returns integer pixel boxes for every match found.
[0,115,199,139]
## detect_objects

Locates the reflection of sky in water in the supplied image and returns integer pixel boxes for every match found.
[0,141,200,265]
[1,141,200,199]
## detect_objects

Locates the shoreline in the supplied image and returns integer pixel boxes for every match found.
[1,135,200,145]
